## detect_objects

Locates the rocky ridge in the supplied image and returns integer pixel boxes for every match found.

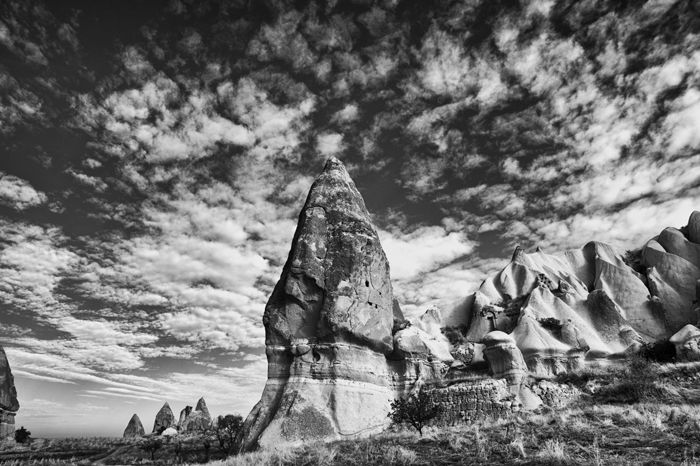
[239,157,700,451]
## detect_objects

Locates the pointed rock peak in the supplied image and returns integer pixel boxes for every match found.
[195,397,211,418]
[152,402,175,433]
[124,414,145,438]
[264,156,394,353]
[323,155,347,172]
[304,156,372,225]
[535,246,543,253]
[511,245,525,262]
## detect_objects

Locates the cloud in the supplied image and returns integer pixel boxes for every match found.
[380,226,475,281]
[316,132,344,156]
[0,174,47,209]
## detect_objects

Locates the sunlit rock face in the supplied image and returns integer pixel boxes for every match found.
[123,414,145,438]
[0,346,19,439]
[239,157,402,451]
[641,211,700,332]
[465,211,700,373]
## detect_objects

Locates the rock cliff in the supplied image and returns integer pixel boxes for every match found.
[0,346,19,439]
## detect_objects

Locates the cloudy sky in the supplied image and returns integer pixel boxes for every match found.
[0,0,698,437]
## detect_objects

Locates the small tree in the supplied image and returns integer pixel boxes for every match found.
[140,437,163,460]
[388,389,441,436]
[14,426,31,444]
[215,414,243,456]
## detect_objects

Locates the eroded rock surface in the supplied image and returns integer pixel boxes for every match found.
[239,159,698,449]
[123,414,145,438]
[152,402,175,434]
[0,346,19,439]
[239,157,401,451]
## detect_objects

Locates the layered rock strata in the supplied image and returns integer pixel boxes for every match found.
[239,157,407,451]
[123,414,145,438]
[0,346,19,439]
[240,158,699,449]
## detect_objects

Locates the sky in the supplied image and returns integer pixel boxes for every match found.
[0,0,698,437]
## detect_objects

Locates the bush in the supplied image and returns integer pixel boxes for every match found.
[388,390,441,436]
[216,414,243,456]
[14,427,31,444]
[139,437,163,460]
[640,340,676,363]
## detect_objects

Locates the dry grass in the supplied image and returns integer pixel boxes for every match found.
[4,362,700,465]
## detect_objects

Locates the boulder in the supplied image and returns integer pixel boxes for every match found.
[482,331,527,384]
[669,324,700,362]
[393,325,453,363]
[152,402,175,434]
[0,346,19,439]
[123,414,145,438]
[161,427,179,437]
[238,157,403,451]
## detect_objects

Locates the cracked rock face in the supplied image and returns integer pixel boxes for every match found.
[238,157,397,451]
[264,156,394,353]
[0,346,19,439]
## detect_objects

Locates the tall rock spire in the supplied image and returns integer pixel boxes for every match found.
[0,346,19,439]
[238,157,396,451]
[264,156,394,353]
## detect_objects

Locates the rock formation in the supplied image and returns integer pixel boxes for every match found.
[238,157,402,451]
[123,414,145,438]
[670,324,700,362]
[641,214,700,331]
[152,402,175,434]
[0,346,19,439]
[239,158,700,450]
[177,406,192,430]
[179,398,212,432]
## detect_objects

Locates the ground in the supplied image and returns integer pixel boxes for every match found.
[1,361,699,465]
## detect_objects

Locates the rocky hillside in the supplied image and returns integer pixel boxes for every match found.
[239,157,700,451]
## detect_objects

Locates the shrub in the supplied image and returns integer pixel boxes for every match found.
[14,427,31,444]
[139,437,163,460]
[388,390,441,436]
[640,339,676,363]
[216,414,243,456]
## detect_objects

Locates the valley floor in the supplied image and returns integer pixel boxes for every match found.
[2,360,700,465]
